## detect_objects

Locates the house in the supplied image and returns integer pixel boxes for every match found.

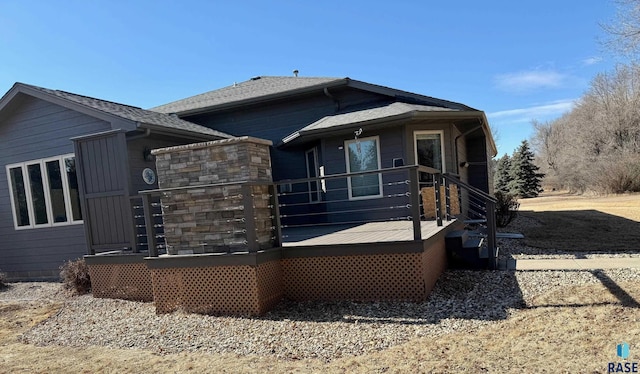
[0,83,231,280]
[0,76,497,315]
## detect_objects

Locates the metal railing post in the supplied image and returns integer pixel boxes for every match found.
[444,176,451,221]
[270,183,283,247]
[141,193,158,257]
[433,174,443,227]
[408,167,422,241]
[241,184,259,252]
[485,200,497,270]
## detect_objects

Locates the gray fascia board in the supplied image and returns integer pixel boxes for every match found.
[172,78,350,117]
[480,111,498,156]
[347,80,478,111]
[138,123,226,142]
[0,83,138,131]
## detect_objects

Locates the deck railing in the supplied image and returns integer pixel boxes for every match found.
[136,165,496,266]
[273,165,443,243]
[138,181,276,257]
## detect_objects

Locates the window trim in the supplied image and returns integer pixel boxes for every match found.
[413,130,446,172]
[305,147,321,203]
[6,154,83,230]
[344,135,383,201]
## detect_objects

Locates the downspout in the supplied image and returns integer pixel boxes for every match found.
[454,123,483,175]
[324,87,340,112]
[126,127,151,141]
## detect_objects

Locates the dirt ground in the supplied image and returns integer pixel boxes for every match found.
[1,192,639,373]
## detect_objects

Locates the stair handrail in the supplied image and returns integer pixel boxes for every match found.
[442,173,496,203]
[442,173,498,270]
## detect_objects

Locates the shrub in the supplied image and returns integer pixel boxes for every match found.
[59,258,91,295]
[0,269,7,289]
[494,191,520,228]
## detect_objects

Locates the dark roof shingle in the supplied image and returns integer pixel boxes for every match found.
[151,76,346,115]
[20,84,232,139]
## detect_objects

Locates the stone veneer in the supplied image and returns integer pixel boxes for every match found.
[152,137,274,254]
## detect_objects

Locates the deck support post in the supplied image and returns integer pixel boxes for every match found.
[409,167,422,241]
[141,193,158,257]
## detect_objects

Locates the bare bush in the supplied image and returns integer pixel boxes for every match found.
[59,258,91,295]
[494,191,520,228]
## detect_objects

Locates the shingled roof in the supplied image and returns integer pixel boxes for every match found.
[282,102,479,145]
[150,76,477,116]
[151,76,346,115]
[2,83,232,139]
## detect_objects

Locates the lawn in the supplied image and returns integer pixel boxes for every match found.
[518,192,640,252]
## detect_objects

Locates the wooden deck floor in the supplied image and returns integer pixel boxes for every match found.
[281,220,457,246]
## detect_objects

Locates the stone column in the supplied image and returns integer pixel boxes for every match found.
[152,137,273,254]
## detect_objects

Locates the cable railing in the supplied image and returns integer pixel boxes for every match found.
[274,165,444,243]
[139,182,278,257]
[133,165,496,267]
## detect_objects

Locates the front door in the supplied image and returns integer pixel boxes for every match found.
[414,130,445,183]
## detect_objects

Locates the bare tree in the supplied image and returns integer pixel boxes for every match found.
[602,0,640,59]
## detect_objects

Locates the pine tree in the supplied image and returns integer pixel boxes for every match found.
[508,140,545,198]
[493,154,513,194]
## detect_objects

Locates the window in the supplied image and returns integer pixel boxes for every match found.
[345,136,382,200]
[6,154,82,230]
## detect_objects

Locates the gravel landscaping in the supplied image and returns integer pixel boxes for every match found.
[3,265,639,362]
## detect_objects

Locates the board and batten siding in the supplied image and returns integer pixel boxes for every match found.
[0,94,111,280]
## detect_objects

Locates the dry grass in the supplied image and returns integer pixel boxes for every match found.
[518,192,640,251]
[1,282,639,373]
[1,193,639,373]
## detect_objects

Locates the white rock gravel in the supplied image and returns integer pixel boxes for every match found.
[5,268,639,362]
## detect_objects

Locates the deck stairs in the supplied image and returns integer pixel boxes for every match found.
[437,174,523,270]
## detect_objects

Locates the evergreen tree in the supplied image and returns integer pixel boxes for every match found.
[493,154,513,194]
[508,140,545,198]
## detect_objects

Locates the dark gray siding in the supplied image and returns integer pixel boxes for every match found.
[0,94,111,279]
[318,126,409,224]
[185,88,389,182]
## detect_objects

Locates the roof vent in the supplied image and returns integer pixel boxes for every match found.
[250,76,261,81]
[293,69,299,77]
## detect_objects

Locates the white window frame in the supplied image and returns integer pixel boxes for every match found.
[6,153,83,230]
[414,130,446,172]
[344,135,383,200]
[305,147,321,203]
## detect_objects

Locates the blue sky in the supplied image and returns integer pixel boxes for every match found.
[0,1,620,155]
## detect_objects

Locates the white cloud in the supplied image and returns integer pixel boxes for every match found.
[582,56,602,66]
[487,99,576,123]
[494,70,567,92]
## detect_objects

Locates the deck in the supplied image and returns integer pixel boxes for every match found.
[281,220,457,246]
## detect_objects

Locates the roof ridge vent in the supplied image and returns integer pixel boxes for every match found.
[250,76,261,81]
